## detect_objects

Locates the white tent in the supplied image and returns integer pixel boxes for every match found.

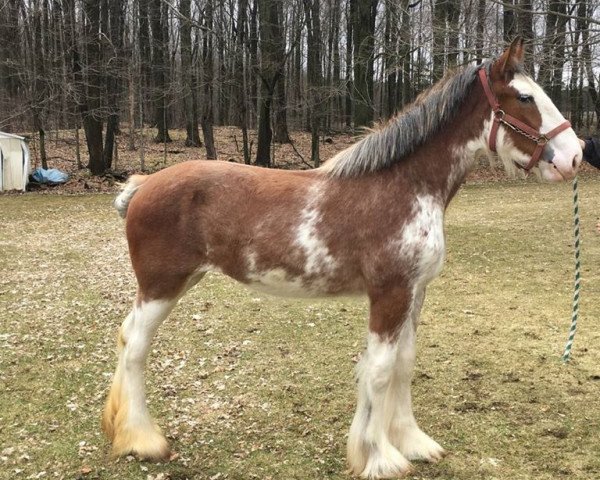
[0,132,30,192]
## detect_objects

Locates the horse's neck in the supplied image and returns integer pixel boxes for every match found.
[390,92,489,206]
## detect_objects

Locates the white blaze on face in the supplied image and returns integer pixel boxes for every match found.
[505,73,582,180]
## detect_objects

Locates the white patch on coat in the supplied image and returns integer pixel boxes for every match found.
[295,184,337,276]
[243,249,330,298]
[245,267,315,297]
[194,264,224,275]
[239,184,340,299]
[392,195,445,285]
[448,118,494,196]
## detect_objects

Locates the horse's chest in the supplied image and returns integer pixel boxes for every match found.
[394,196,445,282]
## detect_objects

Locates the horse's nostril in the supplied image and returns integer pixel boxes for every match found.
[572,155,579,169]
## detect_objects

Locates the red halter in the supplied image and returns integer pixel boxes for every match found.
[478,68,571,172]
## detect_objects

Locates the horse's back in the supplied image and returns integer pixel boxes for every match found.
[128,160,316,212]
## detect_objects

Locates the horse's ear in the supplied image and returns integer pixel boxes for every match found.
[493,36,525,81]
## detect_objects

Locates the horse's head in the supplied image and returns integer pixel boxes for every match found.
[483,37,581,181]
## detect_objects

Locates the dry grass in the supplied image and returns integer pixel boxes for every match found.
[1,177,600,480]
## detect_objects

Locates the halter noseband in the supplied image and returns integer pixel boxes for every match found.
[478,68,571,172]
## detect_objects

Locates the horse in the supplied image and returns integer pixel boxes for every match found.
[102,38,581,479]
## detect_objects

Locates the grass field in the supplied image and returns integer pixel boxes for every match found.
[1,178,600,480]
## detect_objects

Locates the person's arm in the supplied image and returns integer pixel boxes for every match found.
[581,137,600,169]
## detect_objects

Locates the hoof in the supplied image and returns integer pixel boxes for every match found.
[355,445,413,479]
[393,426,446,463]
[111,424,171,462]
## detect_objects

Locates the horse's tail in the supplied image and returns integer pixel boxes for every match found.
[114,175,148,219]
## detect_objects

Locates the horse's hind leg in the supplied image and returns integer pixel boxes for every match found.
[102,296,179,460]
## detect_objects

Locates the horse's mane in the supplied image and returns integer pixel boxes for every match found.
[322,61,491,178]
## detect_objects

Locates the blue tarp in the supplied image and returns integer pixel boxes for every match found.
[31,168,68,184]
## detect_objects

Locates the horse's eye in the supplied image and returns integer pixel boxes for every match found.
[517,94,534,104]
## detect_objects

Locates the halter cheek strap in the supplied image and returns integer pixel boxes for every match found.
[478,68,571,172]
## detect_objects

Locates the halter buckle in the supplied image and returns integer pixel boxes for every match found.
[537,134,548,146]
[494,109,505,121]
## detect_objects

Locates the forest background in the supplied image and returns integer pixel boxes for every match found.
[1,0,600,177]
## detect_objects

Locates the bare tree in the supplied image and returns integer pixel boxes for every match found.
[201,0,217,159]
[236,0,251,164]
[352,0,377,127]
[149,0,171,143]
[180,0,201,147]
[3,0,600,176]
[255,0,286,166]
[304,0,322,166]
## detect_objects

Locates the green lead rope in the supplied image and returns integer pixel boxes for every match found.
[562,176,581,363]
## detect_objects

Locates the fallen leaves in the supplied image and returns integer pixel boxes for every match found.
[2,180,600,479]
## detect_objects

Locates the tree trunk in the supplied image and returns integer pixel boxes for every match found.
[201,0,217,159]
[271,2,290,144]
[180,0,201,147]
[256,91,273,166]
[304,0,322,166]
[384,0,397,118]
[550,0,568,106]
[432,0,446,81]
[517,0,534,72]
[149,0,171,143]
[581,1,600,121]
[236,0,251,164]
[345,0,353,128]
[103,0,125,170]
[138,0,152,124]
[273,72,290,143]
[128,62,136,151]
[82,0,104,175]
[503,0,516,43]
[400,1,411,106]
[249,0,259,123]
[446,0,460,69]
[331,0,341,130]
[255,0,285,166]
[475,0,485,64]
[352,0,377,127]
[569,0,584,129]
[29,0,48,168]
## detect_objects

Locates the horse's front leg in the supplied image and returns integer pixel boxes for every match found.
[347,286,414,479]
[388,286,445,463]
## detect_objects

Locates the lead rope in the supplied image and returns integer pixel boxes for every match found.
[562,176,581,362]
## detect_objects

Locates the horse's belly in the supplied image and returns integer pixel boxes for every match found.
[244,268,361,299]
